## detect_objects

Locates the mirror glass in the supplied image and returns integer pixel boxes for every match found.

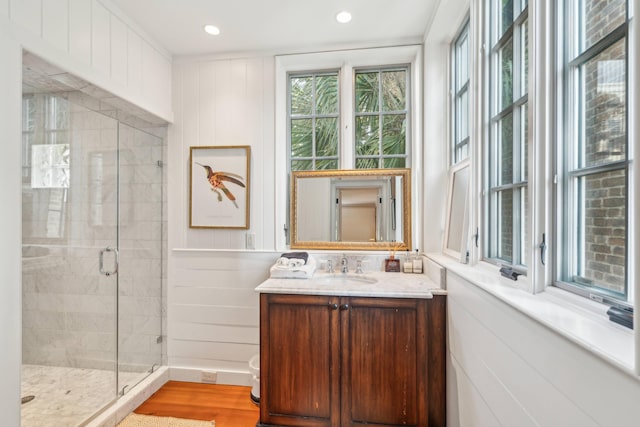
[291,169,411,250]
[443,161,470,261]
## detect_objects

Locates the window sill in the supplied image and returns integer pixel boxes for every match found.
[427,252,635,377]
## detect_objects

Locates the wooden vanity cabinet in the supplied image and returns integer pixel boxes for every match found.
[258,293,446,427]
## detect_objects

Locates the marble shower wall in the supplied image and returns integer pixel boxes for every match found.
[22,94,164,373]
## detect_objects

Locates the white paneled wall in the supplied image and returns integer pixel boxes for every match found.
[447,271,640,426]
[10,0,40,35]
[91,0,110,76]
[42,0,68,52]
[171,56,275,251]
[169,55,276,380]
[4,0,172,122]
[68,0,91,64]
[110,14,127,87]
[168,251,275,382]
[126,27,143,95]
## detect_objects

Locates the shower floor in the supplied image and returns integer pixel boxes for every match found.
[21,364,143,427]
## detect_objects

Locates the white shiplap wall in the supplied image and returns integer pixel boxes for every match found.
[168,56,277,381]
[447,271,640,426]
[2,0,172,122]
[168,251,275,383]
[170,56,276,251]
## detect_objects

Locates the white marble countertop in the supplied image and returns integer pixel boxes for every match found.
[255,270,446,299]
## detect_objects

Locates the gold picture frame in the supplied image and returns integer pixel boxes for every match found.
[189,145,251,229]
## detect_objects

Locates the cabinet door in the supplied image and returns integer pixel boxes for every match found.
[260,294,341,427]
[341,297,427,427]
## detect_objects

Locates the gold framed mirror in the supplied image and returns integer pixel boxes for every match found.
[290,169,411,251]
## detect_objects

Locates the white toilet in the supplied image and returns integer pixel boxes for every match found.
[249,354,260,404]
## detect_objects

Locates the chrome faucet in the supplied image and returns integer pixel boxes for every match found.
[340,255,349,274]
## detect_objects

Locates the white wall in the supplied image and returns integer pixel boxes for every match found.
[0,25,23,427]
[2,0,172,122]
[168,56,277,380]
[422,0,469,252]
[447,271,640,427]
[170,56,276,251]
[0,0,171,423]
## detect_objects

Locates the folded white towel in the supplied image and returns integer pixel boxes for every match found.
[270,255,316,279]
[275,257,306,268]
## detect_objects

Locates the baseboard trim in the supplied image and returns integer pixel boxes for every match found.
[168,367,252,386]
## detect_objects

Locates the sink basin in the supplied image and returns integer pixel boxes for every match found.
[314,274,378,286]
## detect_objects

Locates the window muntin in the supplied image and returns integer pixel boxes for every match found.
[354,68,409,169]
[487,0,529,268]
[288,72,340,171]
[560,0,629,301]
[452,20,470,164]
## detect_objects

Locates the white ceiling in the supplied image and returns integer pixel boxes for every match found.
[111,0,439,57]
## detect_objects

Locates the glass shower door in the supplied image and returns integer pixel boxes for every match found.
[116,123,163,394]
[21,95,120,426]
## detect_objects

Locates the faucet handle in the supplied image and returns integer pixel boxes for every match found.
[355,260,363,274]
[327,259,334,273]
[340,254,349,273]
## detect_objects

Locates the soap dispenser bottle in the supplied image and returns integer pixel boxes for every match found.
[412,249,423,273]
[403,249,413,273]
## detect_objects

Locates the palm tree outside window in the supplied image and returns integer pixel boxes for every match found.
[287,67,409,171]
[288,72,340,171]
[354,68,409,169]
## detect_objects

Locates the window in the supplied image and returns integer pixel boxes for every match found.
[287,65,410,171]
[22,95,70,188]
[288,72,339,171]
[452,19,470,164]
[558,0,629,303]
[354,68,409,169]
[486,0,529,268]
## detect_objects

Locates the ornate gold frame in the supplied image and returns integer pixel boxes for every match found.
[290,168,412,251]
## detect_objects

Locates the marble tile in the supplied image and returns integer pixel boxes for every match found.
[255,269,446,299]
[21,364,154,427]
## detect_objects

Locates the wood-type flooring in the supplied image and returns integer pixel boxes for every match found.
[133,381,259,427]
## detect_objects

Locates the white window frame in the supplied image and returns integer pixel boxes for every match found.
[484,0,530,274]
[555,0,633,306]
[275,46,423,251]
[451,17,471,165]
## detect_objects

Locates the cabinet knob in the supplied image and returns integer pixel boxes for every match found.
[340,304,349,310]
[329,303,338,310]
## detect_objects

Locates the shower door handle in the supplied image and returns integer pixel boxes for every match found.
[99,247,119,276]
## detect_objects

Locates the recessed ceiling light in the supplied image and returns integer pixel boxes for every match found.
[336,11,352,24]
[203,24,221,36]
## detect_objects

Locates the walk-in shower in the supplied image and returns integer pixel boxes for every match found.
[21,54,166,426]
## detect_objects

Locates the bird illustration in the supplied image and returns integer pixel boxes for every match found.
[195,162,246,208]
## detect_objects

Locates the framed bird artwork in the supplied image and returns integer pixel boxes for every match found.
[189,145,251,229]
